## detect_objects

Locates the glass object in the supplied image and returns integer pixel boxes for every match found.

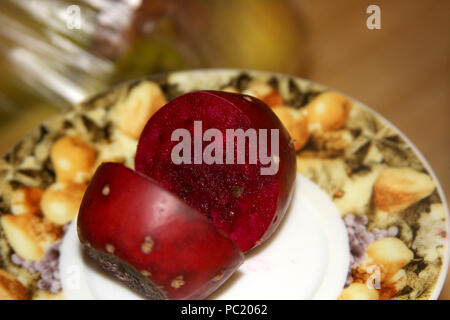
[0,0,306,153]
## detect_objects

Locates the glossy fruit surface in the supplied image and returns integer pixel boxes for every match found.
[77,162,243,299]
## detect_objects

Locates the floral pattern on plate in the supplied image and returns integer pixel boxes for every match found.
[0,70,447,300]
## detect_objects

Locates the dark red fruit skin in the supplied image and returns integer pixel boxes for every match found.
[77,162,244,300]
[135,91,296,252]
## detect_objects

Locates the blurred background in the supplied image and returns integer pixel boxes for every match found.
[0,0,448,298]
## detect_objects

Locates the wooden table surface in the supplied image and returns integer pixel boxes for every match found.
[296,0,450,299]
[0,0,448,299]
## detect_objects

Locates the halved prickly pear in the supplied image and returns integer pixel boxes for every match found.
[135,91,296,252]
[77,162,244,300]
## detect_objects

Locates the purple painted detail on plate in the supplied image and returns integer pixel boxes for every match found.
[343,214,398,286]
[11,242,62,293]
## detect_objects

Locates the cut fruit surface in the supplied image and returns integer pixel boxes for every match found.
[135,91,296,252]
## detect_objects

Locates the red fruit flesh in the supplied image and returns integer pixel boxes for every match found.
[77,162,244,300]
[135,91,296,252]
